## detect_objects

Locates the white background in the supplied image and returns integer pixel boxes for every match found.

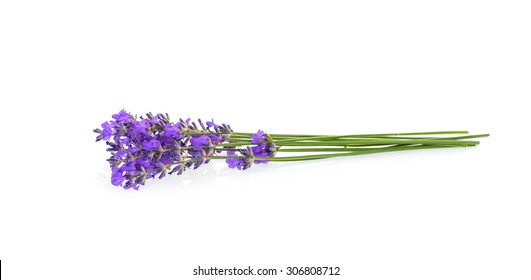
[1,1,530,279]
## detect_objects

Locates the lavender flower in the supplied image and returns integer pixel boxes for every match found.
[225,147,255,170]
[95,110,483,190]
[112,109,133,122]
[225,130,276,168]
[142,139,161,151]
[94,110,235,190]
[250,130,276,164]
[190,135,210,148]
[250,130,265,144]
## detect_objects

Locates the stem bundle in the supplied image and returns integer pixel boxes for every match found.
[219,131,488,162]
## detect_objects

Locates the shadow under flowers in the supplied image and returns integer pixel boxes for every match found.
[96,158,335,192]
[96,147,472,192]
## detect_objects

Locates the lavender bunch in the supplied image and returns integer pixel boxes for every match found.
[94,110,488,190]
[93,110,274,189]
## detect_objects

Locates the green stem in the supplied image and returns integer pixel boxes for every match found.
[223,135,488,146]
[259,145,454,161]
[231,130,469,138]
[269,133,488,142]
[210,145,459,162]
[223,139,478,147]
[278,147,402,152]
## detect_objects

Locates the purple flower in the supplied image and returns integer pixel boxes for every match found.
[159,154,173,165]
[226,150,243,169]
[225,147,255,170]
[142,139,160,151]
[116,150,126,159]
[252,143,268,158]
[117,136,131,146]
[177,118,191,129]
[223,130,276,168]
[132,120,149,134]
[128,146,141,154]
[190,135,210,148]
[101,122,113,140]
[112,109,132,122]
[120,162,136,171]
[95,110,234,189]
[111,169,125,186]
[248,130,276,164]
[206,119,220,129]
[250,130,265,144]
[163,123,181,139]
[209,134,222,145]
[147,114,160,124]
[137,157,154,172]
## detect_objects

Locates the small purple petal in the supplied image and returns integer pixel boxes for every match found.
[120,162,136,172]
[208,134,222,145]
[142,139,160,151]
[116,150,126,159]
[206,119,220,129]
[164,123,181,138]
[132,121,147,134]
[250,130,265,144]
[111,169,125,186]
[112,109,132,122]
[190,135,210,148]
[101,122,113,140]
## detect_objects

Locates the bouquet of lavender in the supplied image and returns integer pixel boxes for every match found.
[94,110,488,190]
